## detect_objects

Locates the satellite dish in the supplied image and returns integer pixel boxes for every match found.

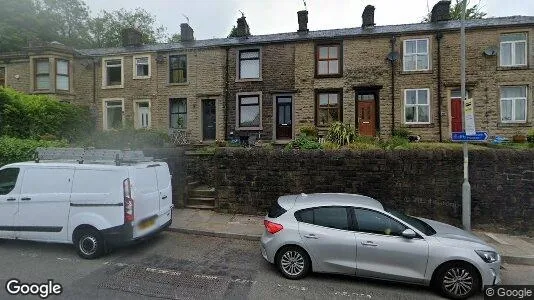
[483,47,497,56]
[387,51,399,62]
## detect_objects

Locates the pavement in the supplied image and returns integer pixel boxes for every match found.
[168,208,534,266]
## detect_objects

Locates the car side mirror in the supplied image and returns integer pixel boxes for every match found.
[401,229,417,239]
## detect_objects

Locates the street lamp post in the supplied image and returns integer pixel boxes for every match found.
[460,0,471,231]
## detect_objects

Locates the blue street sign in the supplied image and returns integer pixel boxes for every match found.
[451,131,488,142]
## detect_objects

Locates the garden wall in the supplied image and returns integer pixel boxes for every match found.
[184,148,534,235]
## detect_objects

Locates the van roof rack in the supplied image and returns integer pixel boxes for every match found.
[34,147,154,166]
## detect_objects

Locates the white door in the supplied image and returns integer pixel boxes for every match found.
[0,167,22,239]
[155,163,172,211]
[137,102,150,128]
[132,166,159,238]
[16,167,74,242]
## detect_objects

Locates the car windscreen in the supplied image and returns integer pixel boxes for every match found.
[386,209,436,236]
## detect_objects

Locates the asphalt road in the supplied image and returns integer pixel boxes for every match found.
[0,231,532,300]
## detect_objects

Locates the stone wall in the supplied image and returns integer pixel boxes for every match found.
[185,148,534,235]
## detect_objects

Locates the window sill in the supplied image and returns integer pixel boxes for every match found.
[102,85,123,89]
[32,90,52,94]
[235,78,262,83]
[498,122,531,127]
[167,82,189,86]
[497,65,529,71]
[236,126,263,131]
[315,74,343,79]
[400,70,433,75]
[133,76,151,80]
[403,123,434,128]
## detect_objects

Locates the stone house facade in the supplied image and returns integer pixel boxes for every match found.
[1,0,533,142]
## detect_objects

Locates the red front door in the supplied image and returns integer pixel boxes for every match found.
[357,98,376,137]
[451,98,463,132]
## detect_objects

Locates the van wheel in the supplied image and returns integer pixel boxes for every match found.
[74,228,105,259]
[435,262,480,299]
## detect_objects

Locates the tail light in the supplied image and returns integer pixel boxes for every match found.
[123,178,134,223]
[264,220,283,234]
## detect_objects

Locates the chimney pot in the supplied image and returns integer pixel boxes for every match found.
[297,10,309,32]
[362,5,375,28]
[236,16,250,37]
[121,28,143,47]
[180,23,194,42]
[431,0,451,22]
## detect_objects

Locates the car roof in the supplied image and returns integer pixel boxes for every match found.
[289,193,384,211]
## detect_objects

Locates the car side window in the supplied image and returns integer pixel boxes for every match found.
[0,168,20,195]
[354,208,406,236]
[295,207,348,230]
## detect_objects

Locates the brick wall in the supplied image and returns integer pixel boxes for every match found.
[185,148,534,235]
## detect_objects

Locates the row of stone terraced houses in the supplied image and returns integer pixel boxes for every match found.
[1,1,533,143]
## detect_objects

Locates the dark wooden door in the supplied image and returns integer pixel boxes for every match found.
[357,96,376,137]
[202,99,216,140]
[276,96,292,140]
[451,98,463,132]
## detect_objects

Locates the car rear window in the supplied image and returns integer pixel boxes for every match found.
[267,202,287,218]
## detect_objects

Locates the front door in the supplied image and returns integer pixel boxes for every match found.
[202,99,216,141]
[357,92,377,137]
[276,96,292,140]
[451,98,463,132]
[137,102,150,129]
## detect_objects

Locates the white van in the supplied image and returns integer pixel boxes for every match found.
[0,150,173,259]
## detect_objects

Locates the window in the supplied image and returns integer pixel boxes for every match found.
[134,56,150,78]
[500,86,527,123]
[103,99,123,130]
[295,207,349,230]
[317,92,341,126]
[35,59,50,90]
[500,33,527,67]
[404,89,430,124]
[169,55,187,83]
[170,98,187,129]
[0,67,5,87]
[403,39,429,71]
[316,45,340,75]
[0,168,19,195]
[354,208,406,236]
[103,58,123,87]
[268,202,287,218]
[56,59,69,91]
[135,101,150,129]
[238,49,260,79]
[238,94,260,128]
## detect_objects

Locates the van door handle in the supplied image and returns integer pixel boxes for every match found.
[162,195,167,199]
[6,198,16,201]
[303,234,319,239]
[361,241,378,247]
[21,197,31,201]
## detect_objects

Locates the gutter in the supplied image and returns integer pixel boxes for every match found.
[436,32,443,142]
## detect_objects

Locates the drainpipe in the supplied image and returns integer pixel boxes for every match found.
[390,36,396,136]
[224,47,229,139]
[436,32,443,142]
[92,57,96,104]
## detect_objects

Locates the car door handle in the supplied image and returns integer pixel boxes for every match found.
[21,197,31,201]
[361,241,378,247]
[303,234,319,239]
[162,195,168,199]
[6,198,16,201]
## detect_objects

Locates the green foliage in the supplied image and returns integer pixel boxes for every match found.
[167,33,181,43]
[79,127,169,150]
[347,142,382,150]
[380,136,410,150]
[527,129,534,144]
[326,122,356,146]
[422,0,486,22]
[0,136,67,166]
[392,128,412,139]
[299,123,318,139]
[285,135,323,150]
[0,87,93,141]
[322,141,340,150]
[228,26,238,38]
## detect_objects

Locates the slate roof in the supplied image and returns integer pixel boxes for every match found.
[77,16,534,56]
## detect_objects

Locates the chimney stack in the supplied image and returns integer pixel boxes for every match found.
[180,23,194,42]
[297,10,309,32]
[236,16,250,37]
[362,5,375,28]
[431,0,451,22]
[121,28,143,47]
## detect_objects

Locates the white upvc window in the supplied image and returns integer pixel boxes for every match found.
[403,39,429,71]
[103,99,124,130]
[134,100,151,129]
[404,89,430,124]
[102,57,123,88]
[133,55,151,79]
[500,33,527,67]
[500,86,527,123]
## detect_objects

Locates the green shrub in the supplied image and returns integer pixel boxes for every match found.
[527,129,534,143]
[285,135,323,150]
[0,136,68,166]
[380,136,410,150]
[0,87,94,141]
[392,128,412,139]
[347,142,382,150]
[299,123,318,139]
[322,141,340,150]
[326,122,356,146]
[78,127,169,150]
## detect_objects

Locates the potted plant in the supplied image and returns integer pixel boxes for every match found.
[512,131,527,143]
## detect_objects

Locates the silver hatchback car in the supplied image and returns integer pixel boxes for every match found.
[260,193,501,300]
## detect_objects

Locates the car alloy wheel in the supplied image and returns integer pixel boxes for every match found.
[281,250,305,276]
[437,262,480,300]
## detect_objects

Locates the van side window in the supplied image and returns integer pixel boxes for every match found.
[0,168,20,195]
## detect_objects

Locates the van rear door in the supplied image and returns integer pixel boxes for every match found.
[131,166,159,235]
[155,163,172,211]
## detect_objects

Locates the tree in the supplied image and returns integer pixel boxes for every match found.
[423,0,486,22]
[88,8,167,48]
[228,26,238,38]
[39,0,92,47]
[167,33,181,43]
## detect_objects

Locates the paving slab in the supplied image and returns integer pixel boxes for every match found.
[474,231,534,266]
